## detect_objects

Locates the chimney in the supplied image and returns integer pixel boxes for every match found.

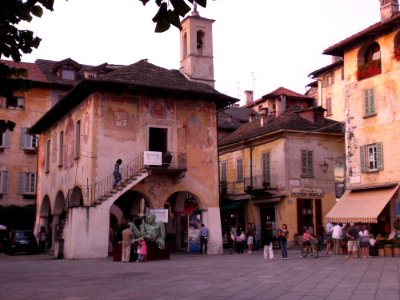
[260,108,267,127]
[380,0,399,21]
[275,95,286,117]
[244,90,254,106]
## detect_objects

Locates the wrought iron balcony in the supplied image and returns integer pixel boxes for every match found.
[244,174,277,193]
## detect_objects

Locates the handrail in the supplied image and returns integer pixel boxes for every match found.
[81,153,145,206]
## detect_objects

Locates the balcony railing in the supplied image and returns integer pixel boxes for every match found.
[244,174,277,192]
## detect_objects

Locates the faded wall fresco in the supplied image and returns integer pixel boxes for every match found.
[140,98,175,121]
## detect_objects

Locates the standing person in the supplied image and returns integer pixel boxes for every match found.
[246,223,254,254]
[332,223,343,255]
[325,222,333,254]
[252,224,259,253]
[359,224,370,258]
[346,223,359,259]
[316,225,325,252]
[230,224,237,252]
[113,159,122,189]
[263,223,274,260]
[277,224,289,259]
[236,230,245,254]
[121,224,134,263]
[199,224,209,255]
[37,226,47,253]
[139,239,147,262]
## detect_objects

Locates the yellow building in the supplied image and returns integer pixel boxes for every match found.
[218,87,344,247]
[314,0,400,234]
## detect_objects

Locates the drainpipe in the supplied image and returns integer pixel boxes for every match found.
[248,143,255,223]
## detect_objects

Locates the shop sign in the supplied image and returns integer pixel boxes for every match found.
[291,187,324,198]
[149,208,168,223]
[144,151,162,165]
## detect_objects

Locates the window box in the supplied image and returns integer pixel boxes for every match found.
[357,60,381,81]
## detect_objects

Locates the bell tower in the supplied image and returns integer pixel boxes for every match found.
[380,0,399,21]
[180,5,215,88]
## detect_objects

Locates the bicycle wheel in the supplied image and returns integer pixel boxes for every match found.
[310,245,319,258]
[300,247,308,257]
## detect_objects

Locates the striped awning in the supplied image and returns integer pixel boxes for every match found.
[325,185,399,224]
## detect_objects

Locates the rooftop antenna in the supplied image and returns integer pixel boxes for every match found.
[251,72,256,98]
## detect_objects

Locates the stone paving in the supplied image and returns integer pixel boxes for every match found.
[0,249,400,300]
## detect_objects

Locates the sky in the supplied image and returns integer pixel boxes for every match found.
[19,0,381,104]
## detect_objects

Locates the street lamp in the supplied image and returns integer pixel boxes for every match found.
[319,160,329,173]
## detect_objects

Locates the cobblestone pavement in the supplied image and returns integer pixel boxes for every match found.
[0,249,400,300]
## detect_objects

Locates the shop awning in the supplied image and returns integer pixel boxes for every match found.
[220,201,242,211]
[325,185,399,224]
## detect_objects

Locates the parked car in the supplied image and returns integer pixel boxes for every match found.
[5,230,38,255]
[0,228,9,252]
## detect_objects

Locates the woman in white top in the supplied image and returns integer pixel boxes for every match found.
[359,225,370,258]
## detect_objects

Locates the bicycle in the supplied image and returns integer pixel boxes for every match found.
[300,238,319,258]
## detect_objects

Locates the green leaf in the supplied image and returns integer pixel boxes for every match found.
[31,5,43,18]
[155,18,170,33]
[170,0,191,17]
[167,10,182,30]
[194,0,207,8]
[152,2,168,22]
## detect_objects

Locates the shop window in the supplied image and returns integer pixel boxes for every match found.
[357,42,381,81]
[364,88,376,117]
[301,150,313,177]
[360,143,384,172]
[236,158,243,182]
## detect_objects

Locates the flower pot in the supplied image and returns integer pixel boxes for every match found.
[384,246,394,257]
[378,247,385,257]
[393,247,400,257]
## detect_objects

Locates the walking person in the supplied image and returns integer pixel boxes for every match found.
[332,223,343,255]
[277,224,289,259]
[199,224,209,255]
[263,223,274,260]
[316,224,325,252]
[325,222,333,254]
[37,226,47,253]
[246,223,254,254]
[121,223,134,262]
[113,159,122,189]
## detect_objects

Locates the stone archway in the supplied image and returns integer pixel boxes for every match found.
[39,195,52,251]
[53,191,66,257]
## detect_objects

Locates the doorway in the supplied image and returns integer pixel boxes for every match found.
[149,127,168,152]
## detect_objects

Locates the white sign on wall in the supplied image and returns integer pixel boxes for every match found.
[149,209,168,223]
[144,151,162,166]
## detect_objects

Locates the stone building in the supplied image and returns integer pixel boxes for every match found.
[311,0,400,233]
[218,87,344,246]
[29,11,237,259]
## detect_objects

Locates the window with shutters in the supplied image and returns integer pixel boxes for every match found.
[236,158,243,182]
[326,97,332,116]
[45,139,50,173]
[301,150,314,177]
[0,171,8,194]
[20,128,38,151]
[364,88,376,117]
[58,131,64,167]
[0,131,10,149]
[0,96,25,109]
[220,161,227,182]
[262,152,271,186]
[360,143,383,172]
[19,172,37,195]
[75,120,80,159]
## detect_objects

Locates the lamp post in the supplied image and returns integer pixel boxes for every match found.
[319,160,329,174]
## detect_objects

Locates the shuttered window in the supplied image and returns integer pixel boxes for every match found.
[58,131,64,167]
[301,150,313,177]
[360,143,383,172]
[0,171,8,194]
[20,128,38,150]
[236,158,243,182]
[19,172,37,194]
[262,152,271,185]
[75,120,80,159]
[45,139,50,173]
[364,88,376,117]
[0,131,10,148]
[220,161,227,182]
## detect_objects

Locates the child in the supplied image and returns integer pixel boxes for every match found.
[139,238,147,262]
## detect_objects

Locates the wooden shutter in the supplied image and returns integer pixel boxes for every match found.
[262,152,270,183]
[377,142,384,171]
[3,131,10,148]
[301,150,307,175]
[19,172,25,194]
[307,151,313,176]
[1,171,8,193]
[360,145,366,173]
[364,89,375,116]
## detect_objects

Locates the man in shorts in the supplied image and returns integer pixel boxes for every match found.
[346,223,359,258]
